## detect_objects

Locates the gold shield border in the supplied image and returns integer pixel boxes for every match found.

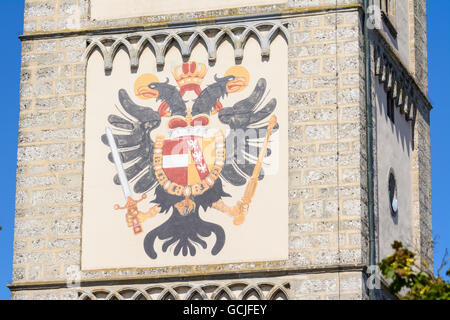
[153,130,226,197]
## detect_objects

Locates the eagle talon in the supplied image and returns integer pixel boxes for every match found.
[233,214,246,226]
[212,200,249,226]
[114,195,157,233]
[137,205,161,223]
[175,196,196,216]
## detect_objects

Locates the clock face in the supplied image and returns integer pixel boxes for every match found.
[389,171,398,216]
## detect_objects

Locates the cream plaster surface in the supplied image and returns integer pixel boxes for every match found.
[374,80,414,259]
[90,0,288,20]
[82,36,289,270]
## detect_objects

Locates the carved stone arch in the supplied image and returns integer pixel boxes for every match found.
[90,289,114,300]
[239,22,289,58]
[231,24,266,60]
[377,53,384,82]
[107,291,123,300]
[395,79,404,111]
[158,287,179,300]
[266,284,289,300]
[115,288,137,299]
[159,33,186,65]
[134,293,151,300]
[254,282,276,297]
[264,23,290,56]
[239,23,277,58]
[211,28,238,61]
[96,36,121,72]
[396,80,406,108]
[184,31,201,56]
[108,38,138,71]
[84,21,289,70]
[238,285,264,300]
[380,54,389,83]
[391,71,400,99]
[184,31,212,62]
[116,287,149,300]
[200,284,220,299]
[405,88,415,121]
[143,285,166,299]
[384,63,393,91]
[374,45,383,76]
[211,286,235,300]
[185,287,208,300]
[240,25,264,52]
[169,33,191,58]
[195,30,218,62]
[130,289,151,300]
[83,39,108,64]
[171,284,196,299]
[267,285,290,300]
[410,101,418,137]
[400,85,410,117]
[77,290,96,300]
[136,35,160,62]
[227,281,251,299]
[386,63,396,92]
[255,281,276,288]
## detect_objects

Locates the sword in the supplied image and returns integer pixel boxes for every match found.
[106,127,145,235]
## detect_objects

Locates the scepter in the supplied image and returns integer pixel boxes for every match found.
[233,115,278,225]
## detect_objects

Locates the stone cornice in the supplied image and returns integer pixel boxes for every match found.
[19,4,362,41]
[372,28,432,120]
[8,264,365,292]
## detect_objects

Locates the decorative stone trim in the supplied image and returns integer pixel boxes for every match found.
[76,281,290,300]
[82,21,289,70]
[372,30,432,124]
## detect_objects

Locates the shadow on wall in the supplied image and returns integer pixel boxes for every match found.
[375,82,413,157]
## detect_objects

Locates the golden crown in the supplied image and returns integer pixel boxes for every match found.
[172,61,207,89]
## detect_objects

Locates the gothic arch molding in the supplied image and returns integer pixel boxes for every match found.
[82,21,290,71]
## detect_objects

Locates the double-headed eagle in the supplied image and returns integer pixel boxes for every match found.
[102,61,278,259]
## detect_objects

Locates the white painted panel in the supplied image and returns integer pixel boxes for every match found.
[91,0,287,20]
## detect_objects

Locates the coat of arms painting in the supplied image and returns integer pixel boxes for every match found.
[82,37,288,269]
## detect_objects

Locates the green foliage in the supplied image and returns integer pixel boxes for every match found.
[379,241,450,300]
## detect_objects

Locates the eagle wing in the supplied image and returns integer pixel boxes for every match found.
[191,75,231,116]
[218,78,278,186]
[101,89,161,194]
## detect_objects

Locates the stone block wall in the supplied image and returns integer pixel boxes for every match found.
[287,10,366,269]
[14,36,86,285]
[10,0,431,300]
[409,0,431,272]
[412,103,433,269]
[13,6,368,299]
[412,0,428,94]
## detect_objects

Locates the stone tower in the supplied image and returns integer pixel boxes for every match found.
[10,0,432,300]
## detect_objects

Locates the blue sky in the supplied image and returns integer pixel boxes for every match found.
[1,0,24,300]
[0,1,448,300]
[427,1,450,280]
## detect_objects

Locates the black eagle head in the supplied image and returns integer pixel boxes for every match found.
[215,74,235,93]
[148,80,187,116]
[147,80,176,101]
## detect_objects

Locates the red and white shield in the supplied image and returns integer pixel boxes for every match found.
[153,126,225,196]
[162,135,211,186]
